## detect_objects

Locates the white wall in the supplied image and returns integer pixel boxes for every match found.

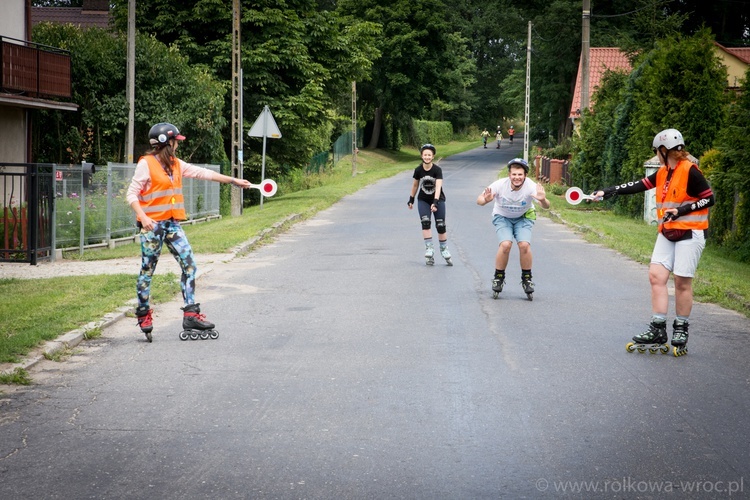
[0,107,27,163]
[0,0,26,41]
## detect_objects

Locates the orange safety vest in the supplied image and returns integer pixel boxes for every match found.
[137,155,186,221]
[656,159,709,232]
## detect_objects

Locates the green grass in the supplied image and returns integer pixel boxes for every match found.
[2,141,748,376]
[0,274,181,364]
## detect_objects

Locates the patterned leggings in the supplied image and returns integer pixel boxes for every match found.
[137,220,196,308]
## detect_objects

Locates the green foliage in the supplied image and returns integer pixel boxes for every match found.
[337,0,475,141]
[571,70,629,192]
[31,23,228,165]
[571,30,728,218]
[711,66,750,261]
[410,120,453,148]
[111,0,380,181]
[0,368,32,386]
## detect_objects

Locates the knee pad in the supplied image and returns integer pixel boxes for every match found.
[436,218,447,234]
[420,215,432,230]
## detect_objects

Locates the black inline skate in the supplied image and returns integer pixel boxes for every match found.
[626,319,669,354]
[520,273,534,301]
[491,273,505,299]
[179,303,219,341]
[670,319,689,357]
[136,306,153,343]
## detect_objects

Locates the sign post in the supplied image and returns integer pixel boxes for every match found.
[248,105,282,208]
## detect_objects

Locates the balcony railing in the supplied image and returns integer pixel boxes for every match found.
[1,36,71,99]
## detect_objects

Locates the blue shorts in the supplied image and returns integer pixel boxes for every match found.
[493,214,534,243]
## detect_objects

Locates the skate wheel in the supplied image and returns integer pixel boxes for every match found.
[637,346,646,353]
[179,331,189,341]
[625,342,636,353]
[209,330,219,339]
[189,331,199,340]
[492,291,499,299]
[672,346,688,357]
[200,331,210,340]
[660,344,670,354]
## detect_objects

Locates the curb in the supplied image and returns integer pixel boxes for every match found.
[1,213,303,380]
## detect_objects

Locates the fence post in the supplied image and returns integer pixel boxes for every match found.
[106,163,113,248]
[79,162,85,256]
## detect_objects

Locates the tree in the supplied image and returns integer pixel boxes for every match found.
[336,0,476,148]
[31,23,227,165]
[570,30,728,218]
[110,0,380,179]
[710,66,750,261]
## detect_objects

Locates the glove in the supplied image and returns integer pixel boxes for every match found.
[408,196,415,206]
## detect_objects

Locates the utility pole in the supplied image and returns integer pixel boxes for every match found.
[351,81,357,176]
[124,0,135,163]
[230,0,242,215]
[524,21,531,162]
[581,0,591,111]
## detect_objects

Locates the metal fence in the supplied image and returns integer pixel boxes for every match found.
[55,162,221,253]
[0,163,55,264]
[332,129,362,165]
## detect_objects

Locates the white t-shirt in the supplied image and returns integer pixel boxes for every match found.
[488,177,538,218]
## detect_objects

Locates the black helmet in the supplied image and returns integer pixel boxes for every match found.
[507,158,529,173]
[420,143,436,154]
[149,123,185,146]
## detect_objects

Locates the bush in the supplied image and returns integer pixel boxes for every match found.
[410,120,453,147]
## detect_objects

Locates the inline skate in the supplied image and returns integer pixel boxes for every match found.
[520,273,534,301]
[425,243,435,266]
[136,306,153,343]
[626,320,669,354]
[179,303,219,341]
[491,275,505,299]
[670,319,689,357]
[440,246,453,266]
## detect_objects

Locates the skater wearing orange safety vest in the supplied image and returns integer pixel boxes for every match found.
[126,122,252,342]
[592,129,714,356]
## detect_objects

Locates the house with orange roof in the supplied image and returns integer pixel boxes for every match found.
[569,48,632,132]
[714,42,750,89]
[569,44,749,134]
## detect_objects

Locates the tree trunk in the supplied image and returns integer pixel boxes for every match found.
[367,107,382,149]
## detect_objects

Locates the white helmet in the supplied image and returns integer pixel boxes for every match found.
[652,128,684,151]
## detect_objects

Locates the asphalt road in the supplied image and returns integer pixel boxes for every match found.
[1,140,749,499]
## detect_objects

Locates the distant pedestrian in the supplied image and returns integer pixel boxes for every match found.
[126,122,252,342]
[407,144,452,266]
[481,128,490,148]
[495,127,503,149]
[508,125,515,144]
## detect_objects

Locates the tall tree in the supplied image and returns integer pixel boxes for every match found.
[337,0,475,148]
[111,0,380,178]
[31,23,227,164]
